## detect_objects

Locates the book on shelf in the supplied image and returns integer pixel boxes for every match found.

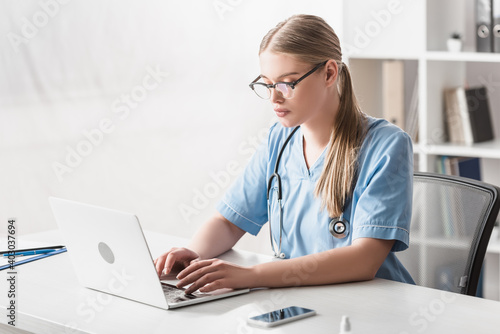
[382,60,405,130]
[476,0,493,52]
[495,0,500,53]
[381,60,419,141]
[443,88,466,144]
[476,0,500,53]
[443,86,495,145]
[405,76,419,142]
[439,156,482,181]
[465,87,495,143]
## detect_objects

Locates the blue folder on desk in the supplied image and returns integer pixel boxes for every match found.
[0,248,67,271]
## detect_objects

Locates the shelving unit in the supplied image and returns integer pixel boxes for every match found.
[343,0,500,300]
[426,51,500,62]
[415,139,500,159]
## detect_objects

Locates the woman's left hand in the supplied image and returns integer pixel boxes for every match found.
[175,259,255,294]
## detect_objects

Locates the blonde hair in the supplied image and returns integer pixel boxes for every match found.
[260,14,366,218]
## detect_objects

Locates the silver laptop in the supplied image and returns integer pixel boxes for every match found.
[49,197,249,309]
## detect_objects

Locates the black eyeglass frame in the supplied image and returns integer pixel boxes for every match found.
[249,60,328,99]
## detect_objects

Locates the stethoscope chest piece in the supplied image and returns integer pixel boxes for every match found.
[329,215,349,239]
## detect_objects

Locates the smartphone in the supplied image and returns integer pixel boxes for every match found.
[247,306,316,328]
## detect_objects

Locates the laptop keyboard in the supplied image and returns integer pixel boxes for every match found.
[161,283,199,302]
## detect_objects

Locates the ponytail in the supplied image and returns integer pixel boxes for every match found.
[314,62,366,217]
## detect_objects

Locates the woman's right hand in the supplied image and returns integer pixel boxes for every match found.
[154,247,200,277]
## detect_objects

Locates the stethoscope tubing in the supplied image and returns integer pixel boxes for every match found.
[266,126,300,201]
[267,126,299,259]
[267,126,349,259]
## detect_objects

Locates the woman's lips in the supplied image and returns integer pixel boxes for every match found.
[274,108,290,117]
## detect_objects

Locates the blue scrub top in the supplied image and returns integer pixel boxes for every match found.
[216,116,415,284]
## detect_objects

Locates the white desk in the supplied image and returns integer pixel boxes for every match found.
[1,230,500,334]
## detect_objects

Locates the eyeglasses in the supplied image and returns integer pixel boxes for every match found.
[249,60,328,100]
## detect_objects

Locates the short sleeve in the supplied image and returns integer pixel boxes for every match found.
[215,139,269,236]
[352,130,413,252]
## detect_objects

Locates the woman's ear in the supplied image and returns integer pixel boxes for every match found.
[324,60,338,88]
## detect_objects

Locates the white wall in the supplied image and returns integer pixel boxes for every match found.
[0,0,343,254]
[342,0,424,57]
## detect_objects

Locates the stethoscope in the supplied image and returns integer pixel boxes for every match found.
[267,126,350,259]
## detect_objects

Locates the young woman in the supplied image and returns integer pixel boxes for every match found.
[154,14,414,294]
